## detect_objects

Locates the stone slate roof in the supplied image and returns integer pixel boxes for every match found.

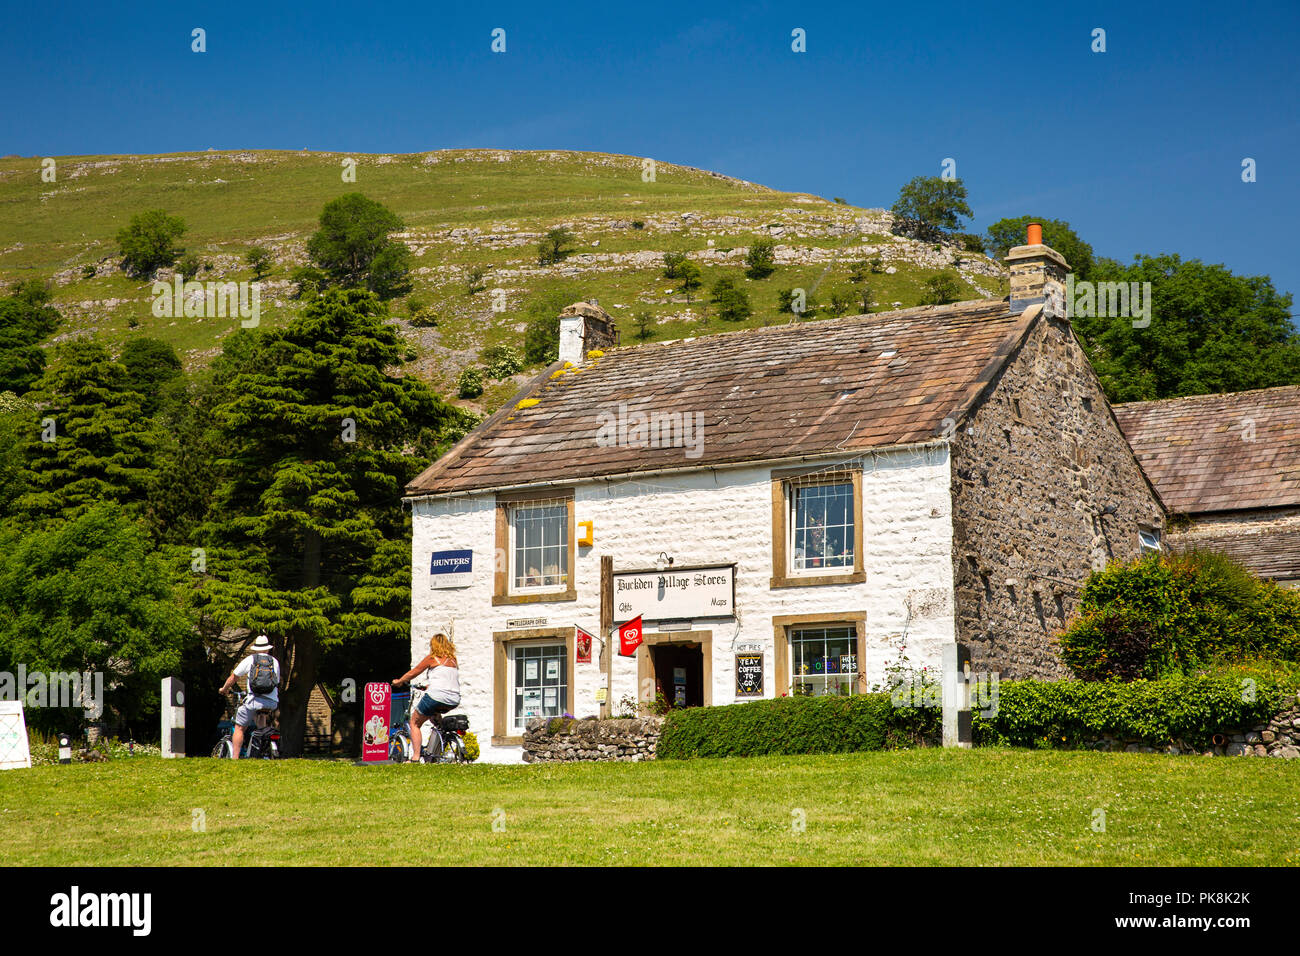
[1113,386,1300,514]
[1171,527,1300,581]
[407,299,1039,496]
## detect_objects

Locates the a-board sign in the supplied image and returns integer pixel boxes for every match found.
[613,564,735,624]
[429,549,473,589]
[736,654,764,698]
[0,701,31,770]
[362,683,391,761]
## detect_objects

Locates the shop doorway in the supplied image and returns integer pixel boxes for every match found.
[637,631,713,711]
[651,643,704,708]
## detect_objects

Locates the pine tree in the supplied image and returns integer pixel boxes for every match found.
[14,339,155,524]
[198,289,474,753]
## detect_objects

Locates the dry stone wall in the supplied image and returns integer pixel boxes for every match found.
[522,716,663,763]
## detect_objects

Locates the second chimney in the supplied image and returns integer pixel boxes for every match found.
[1005,222,1070,316]
[557,301,619,364]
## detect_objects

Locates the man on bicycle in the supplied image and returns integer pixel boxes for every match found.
[218,634,281,760]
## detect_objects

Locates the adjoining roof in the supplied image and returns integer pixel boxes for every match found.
[407,299,1038,497]
[1171,527,1300,581]
[1114,385,1300,514]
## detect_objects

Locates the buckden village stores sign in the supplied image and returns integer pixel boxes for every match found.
[613,564,735,625]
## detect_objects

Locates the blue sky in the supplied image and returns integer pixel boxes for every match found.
[3,0,1298,304]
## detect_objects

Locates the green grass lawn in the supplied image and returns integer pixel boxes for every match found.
[2,748,1297,866]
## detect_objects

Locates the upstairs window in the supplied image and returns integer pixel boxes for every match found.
[511,500,569,591]
[770,468,865,589]
[493,491,576,606]
[791,481,855,572]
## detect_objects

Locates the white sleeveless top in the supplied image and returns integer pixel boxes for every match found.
[426,659,460,704]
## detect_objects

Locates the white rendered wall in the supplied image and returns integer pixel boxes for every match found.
[409,446,956,764]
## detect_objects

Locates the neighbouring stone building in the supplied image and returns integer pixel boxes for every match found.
[402,229,1164,763]
[1115,385,1300,588]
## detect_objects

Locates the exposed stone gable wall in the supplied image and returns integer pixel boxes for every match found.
[949,314,1165,679]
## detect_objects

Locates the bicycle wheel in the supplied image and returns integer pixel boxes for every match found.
[389,734,410,763]
[212,738,232,759]
[447,735,467,764]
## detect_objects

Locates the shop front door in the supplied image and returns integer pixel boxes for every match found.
[651,643,704,709]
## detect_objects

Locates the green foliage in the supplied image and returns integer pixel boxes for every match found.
[119,337,182,416]
[921,270,962,305]
[985,216,1094,279]
[200,288,470,750]
[658,694,893,759]
[1059,551,1300,680]
[245,245,273,280]
[175,252,206,280]
[890,176,972,240]
[289,265,328,300]
[662,251,686,279]
[14,339,155,524]
[677,260,703,302]
[465,265,487,294]
[305,193,411,299]
[522,289,575,365]
[710,275,752,322]
[828,287,855,316]
[972,673,1295,750]
[1072,253,1300,402]
[634,310,653,340]
[0,282,61,394]
[481,344,523,379]
[744,237,776,279]
[0,502,191,732]
[457,367,484,399]
[536,226,574,266]
[116,209,186,278]
[848,260,870,283]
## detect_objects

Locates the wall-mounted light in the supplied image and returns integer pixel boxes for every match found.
[657,551,674,569]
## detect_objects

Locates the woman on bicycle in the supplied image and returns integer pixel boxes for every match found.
[393,633,461,763]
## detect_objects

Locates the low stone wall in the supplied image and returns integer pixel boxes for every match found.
[522,716,664,763]
[1085,700,1300,758]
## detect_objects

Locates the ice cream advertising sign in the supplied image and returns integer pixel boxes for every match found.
[362,682,391,761]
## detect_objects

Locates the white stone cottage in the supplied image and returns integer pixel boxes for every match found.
[404,237,1164,763]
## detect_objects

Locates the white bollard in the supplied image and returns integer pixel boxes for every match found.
[161,677,185,758]
[942,644,973,748]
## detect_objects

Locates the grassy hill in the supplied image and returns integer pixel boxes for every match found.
[0,149,1007,411]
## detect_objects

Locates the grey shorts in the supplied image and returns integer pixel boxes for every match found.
[235,695,277,729]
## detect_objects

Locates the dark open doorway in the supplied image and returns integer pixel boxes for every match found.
[651,642,704,709]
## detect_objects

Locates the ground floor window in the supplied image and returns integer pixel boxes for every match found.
[790,626,859,696]
[493,627,577,745]
[511,643,568,733]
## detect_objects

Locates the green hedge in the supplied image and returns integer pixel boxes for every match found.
[974,674,1295,750]
[656,673,1298,759]
[658,693,893,759]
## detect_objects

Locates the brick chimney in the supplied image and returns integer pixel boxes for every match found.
[1005,222,1070,316]
[557,301,619,364]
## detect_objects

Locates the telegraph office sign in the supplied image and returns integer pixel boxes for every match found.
[613,564,735,624]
